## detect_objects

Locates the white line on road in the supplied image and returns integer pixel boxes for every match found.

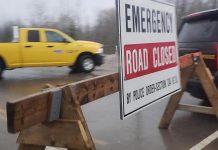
[190,130,218,150]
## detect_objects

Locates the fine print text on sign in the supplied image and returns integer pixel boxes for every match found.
[117,0,181,119]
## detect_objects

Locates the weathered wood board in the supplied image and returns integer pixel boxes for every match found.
[7,91,51,133]
[7,73,118,133]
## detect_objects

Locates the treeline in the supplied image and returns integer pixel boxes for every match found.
[77,8,118,54]
[0,3,117,54]
[0,0,217,54]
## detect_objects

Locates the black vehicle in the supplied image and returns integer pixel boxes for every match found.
[178,9,218,99]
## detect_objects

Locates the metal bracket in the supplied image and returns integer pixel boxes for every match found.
[49,88,62,122]
[193,55,199,65]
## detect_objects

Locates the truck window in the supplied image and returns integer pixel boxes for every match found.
[28,30,40,42]
[46,31,66,42]
[178,19,218,43]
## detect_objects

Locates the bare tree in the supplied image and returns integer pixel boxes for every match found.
[57,13,77,38]
[27,0,78,38]
[28,1,48,27]
[0,20,25,42]
[92,8,118,54]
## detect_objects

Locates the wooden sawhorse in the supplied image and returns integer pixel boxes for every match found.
[159,52,218,129]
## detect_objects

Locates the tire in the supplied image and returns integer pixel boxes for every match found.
[0,60,5,78]
[77,55,95,73]
[186,79,208,100]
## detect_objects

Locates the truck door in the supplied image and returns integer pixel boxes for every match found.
[22,30,68,67]
[44,30,74,65]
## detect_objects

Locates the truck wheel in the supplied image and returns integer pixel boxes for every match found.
[77,55,95,73]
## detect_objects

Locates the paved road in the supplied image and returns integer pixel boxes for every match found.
[0,55,118,150]
[0,55,118,109]
[0,55,218,150]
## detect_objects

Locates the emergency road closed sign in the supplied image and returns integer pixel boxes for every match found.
[117,0,181,119]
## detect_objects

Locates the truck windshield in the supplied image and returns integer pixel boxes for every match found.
[178,19,218,43]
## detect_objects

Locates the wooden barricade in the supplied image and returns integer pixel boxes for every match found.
[159,52,218,129]
[159,52,218,149]
[7,73,118,150]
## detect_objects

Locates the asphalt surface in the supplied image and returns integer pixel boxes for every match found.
[0,55,218,150]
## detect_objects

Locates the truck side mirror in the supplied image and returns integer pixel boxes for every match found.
[63,39,70,43]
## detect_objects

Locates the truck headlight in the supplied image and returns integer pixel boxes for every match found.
[96,48,104,54]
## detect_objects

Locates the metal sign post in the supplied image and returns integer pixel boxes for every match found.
[116,0,181,119]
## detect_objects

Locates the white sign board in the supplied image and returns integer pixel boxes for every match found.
[117,0,181,119]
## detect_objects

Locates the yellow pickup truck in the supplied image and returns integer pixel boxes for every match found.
[0,27,104,77]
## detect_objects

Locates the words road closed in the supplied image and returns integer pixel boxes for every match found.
[124,42,177,80]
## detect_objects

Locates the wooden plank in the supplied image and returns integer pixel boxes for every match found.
[7,73,118,134]
[7,91,52,133]
[17,120,91,149]
[195,56,218,118]
[189,130,218,150]
[159,66,195,129]
[179,53,194,69]
[61,86,96,150]
[206,68,214,81]
[178,104,215,115]
[17,86,96,150]
[67,72,118,105]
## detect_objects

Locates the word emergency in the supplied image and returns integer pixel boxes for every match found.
[125,4,173,33]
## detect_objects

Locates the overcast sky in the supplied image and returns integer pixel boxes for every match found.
[0,0,115,26]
